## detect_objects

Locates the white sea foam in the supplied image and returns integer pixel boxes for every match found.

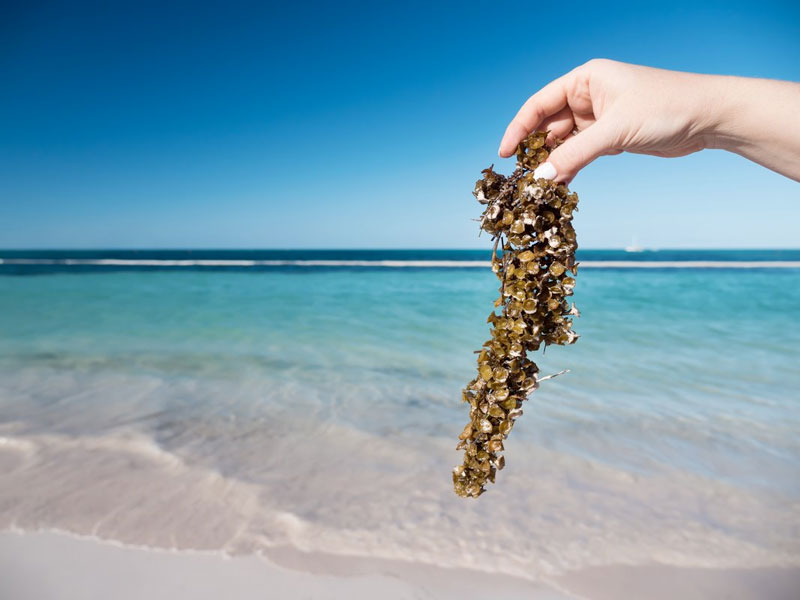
[2,258,800,268]
[2,365,799,577]
[2,423,798,578]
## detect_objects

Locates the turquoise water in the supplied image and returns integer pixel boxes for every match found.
[0,254,799,576]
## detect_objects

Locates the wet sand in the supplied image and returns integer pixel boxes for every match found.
[2,531,800,600]
[0,531,570,600]
[556,564,800,600]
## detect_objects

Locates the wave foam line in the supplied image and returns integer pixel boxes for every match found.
[1,258,800,269]
[0,259,488,267]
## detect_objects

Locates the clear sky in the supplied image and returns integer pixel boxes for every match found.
[1,0,798,249]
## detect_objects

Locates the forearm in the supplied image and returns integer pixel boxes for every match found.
[704,76,800,182]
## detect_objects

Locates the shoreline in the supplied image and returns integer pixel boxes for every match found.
[2,530,800,600]
[0,530,573,600]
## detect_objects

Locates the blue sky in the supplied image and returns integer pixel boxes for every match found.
[1,0,798,249]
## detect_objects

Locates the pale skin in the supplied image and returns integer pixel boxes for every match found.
[498,59,800,183]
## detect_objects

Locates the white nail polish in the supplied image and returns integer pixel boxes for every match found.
[533,162,557,180]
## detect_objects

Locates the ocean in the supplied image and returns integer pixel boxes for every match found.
[0,249,798,579]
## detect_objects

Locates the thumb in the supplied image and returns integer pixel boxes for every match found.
[535,120,617,183]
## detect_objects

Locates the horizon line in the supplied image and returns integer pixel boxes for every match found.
[2,247,799,252]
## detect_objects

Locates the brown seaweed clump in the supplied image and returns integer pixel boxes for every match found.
[453,131,580,498]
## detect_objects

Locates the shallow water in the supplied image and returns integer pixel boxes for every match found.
[1,253,799,578]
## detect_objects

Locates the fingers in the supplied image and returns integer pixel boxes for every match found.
[498,74,571,157]
[539,119,616,183]
[539,107,575,145]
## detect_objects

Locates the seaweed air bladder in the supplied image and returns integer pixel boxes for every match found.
[453,131,580,498]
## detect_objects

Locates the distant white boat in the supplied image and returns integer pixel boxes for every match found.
[625,237,644,253]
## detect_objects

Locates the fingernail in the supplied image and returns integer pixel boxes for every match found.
[533,162,557,180]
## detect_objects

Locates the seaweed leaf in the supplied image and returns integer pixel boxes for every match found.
[454,131,581,498]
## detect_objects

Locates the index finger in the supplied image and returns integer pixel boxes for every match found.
[498,74,571,157]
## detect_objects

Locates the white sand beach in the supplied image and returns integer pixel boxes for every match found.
[2,531,800,600]
[0,531,569,600]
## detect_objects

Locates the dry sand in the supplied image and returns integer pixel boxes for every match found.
[2,531,799,600]
[0,531,570,600]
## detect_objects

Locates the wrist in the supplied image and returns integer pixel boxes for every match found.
[696,75,747,153]
[693,75,800,181]
[697,75,774,159]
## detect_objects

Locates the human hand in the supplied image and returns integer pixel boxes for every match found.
[498,59,800,183]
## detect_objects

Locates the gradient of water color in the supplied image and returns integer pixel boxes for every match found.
[0,250,798,579]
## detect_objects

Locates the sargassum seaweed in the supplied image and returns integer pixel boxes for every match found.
[453,131,580,498]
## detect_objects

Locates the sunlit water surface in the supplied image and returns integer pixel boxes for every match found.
[1,254,798,578]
